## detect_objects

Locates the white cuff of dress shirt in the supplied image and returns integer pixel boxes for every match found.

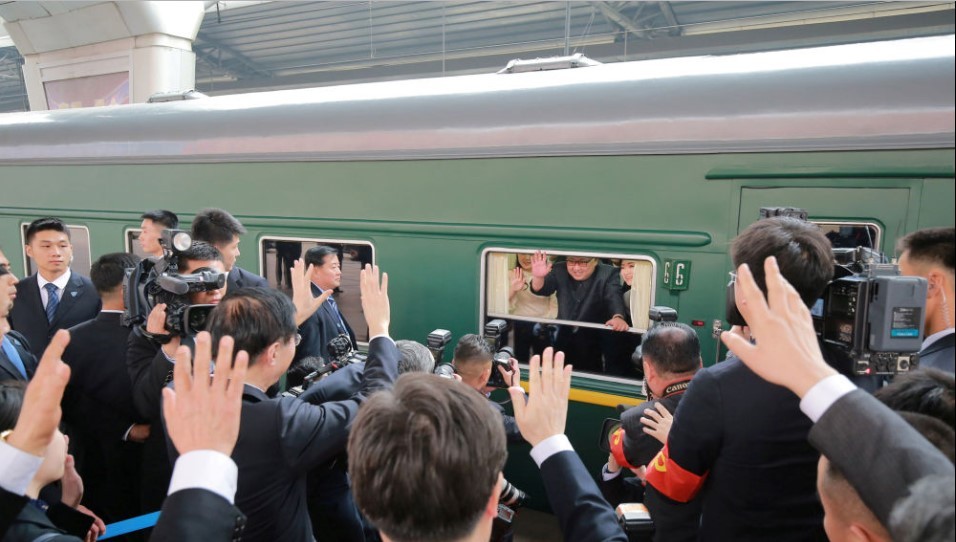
[530,434,574,468]
[122,425,134,442]
[800,374,856,423]
[601,464,622,481]
[0,440,44,495]
[369,334,394,344]
[167,450,238,504]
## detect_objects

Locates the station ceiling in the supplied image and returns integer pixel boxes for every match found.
[1,1,953,113]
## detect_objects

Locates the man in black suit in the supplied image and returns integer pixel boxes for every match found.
[9,217,101,355]
[62,252,149,525]
[529,251,630,373]
[897,227,954,374]
[138,209,179,259]
[349,348,627,542]
[645,217,833,541]
[721,255,955,542]
[191,208,268,290]
[165,265,398,542]
[1,249,38,383]
[294,245,357,365]
[451,334,523,443]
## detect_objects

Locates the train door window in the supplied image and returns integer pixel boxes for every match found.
[814,222,881,250]
[20,223,92,276]
[482,249,656,381]
[125,228,151,259]
[259,237,374,344]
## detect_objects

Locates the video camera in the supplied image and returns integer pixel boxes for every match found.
[483,319,517,389]
[631,306,678,367]
[726,208,927,375]
[123,229,226,336]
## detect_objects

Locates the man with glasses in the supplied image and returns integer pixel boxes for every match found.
[529,251,629,373]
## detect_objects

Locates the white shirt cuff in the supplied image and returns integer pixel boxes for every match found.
[601,464,622,481]
[167,450,238,504]
[122,425,135,442]
[0,440,44,495]
[800,374,857,423]
[530,434,574,468]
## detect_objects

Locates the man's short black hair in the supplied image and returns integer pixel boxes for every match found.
[304,246,339,268]
[897,227,955,273]
[90,252,141,295]
[897,412,955,463]
[641,322,701,375]
[452,334,492,366]
[875,368,955,428]
[732,216,834,308]
[287,356,325,388]
[25,217,70,244]
[207,287,297,363]
[191,208,247,246]
[141,209,179,229]
[178,241,224,269]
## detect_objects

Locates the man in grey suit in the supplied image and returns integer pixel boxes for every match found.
[723,255,955,541]
[9,218,101,355]
[897,227,955,374]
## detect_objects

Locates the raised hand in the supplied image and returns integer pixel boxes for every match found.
[719,257,835,398]
[509,267,526,296]
[7,330,71,456]
[360,264,390,338]
[530,251,551,279]
[509,347,572,447]
[640,402,673,445]
[162,332,249,456]
[291,258,333,326]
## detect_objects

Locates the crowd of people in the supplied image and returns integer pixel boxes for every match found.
[0,207,953,542]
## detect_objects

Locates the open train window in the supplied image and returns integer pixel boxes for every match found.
[814,222,882,251]
[20,223,92,277]
[259,237,374,343]
[481,249,656,381]
[124,228,151,259]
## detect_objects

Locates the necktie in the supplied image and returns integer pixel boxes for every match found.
[44,283,60,323]
[1,336,29,379]
[327,297,352,345]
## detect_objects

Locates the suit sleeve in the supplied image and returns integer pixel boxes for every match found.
[643,370,721,535]
[127,329,173,421]
[602,271,628,320]
[531,272,558,297]
[151,488,246,542]
[279,336,399,472]
[0,488,28,538]
[809,389,956,526]
[540,451,627,542]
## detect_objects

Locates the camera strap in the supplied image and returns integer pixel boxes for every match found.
[661,379,692,399]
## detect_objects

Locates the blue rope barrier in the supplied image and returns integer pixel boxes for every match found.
[98,511,160,540]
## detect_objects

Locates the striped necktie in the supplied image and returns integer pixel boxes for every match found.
[44,283,60,323]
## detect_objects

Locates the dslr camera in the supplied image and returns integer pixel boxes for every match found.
[483,319,517,389]
[124,230,225,336]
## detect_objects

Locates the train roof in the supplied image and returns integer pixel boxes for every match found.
[0,34,953,164]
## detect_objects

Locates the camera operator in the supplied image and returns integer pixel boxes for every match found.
[602,323,702,516]
[644,217,834,541]
[163,264,398,542]
[452,334,523,443]
[126,241,227,511]
[897,227,955,374]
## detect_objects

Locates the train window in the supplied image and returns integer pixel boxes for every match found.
[20,223,93,276]
[482,249,656,380]
[125,228,151,259]
[814,222,882,250]
[259,237,374,344]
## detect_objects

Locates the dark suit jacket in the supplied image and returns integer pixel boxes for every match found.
[294,284,357,364]
[919,332,955,374]
[167,336,398,542]
[62,312,144,522]
[299,362,365,404]
[809,388,956,526]
[227,266,269,291]
[539,450,627,542]
[1,503,83,542]
[645,357,827,542]
[8,272,101,355]
[0,487,28,538]
[0,330,37,381]
[151,488,246,542]
[532,262,627,323]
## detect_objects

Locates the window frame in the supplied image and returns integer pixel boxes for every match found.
[812,220,883,251]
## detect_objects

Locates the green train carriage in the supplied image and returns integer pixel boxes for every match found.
[0,35,952,509]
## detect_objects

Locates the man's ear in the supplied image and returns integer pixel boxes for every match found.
[265,342,281,365]
[847,522,880,542]
[24,245,33,259]
[927,269,945,296]
[485,474,502,520]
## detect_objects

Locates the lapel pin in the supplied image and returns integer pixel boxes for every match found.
[71,291,78,298]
